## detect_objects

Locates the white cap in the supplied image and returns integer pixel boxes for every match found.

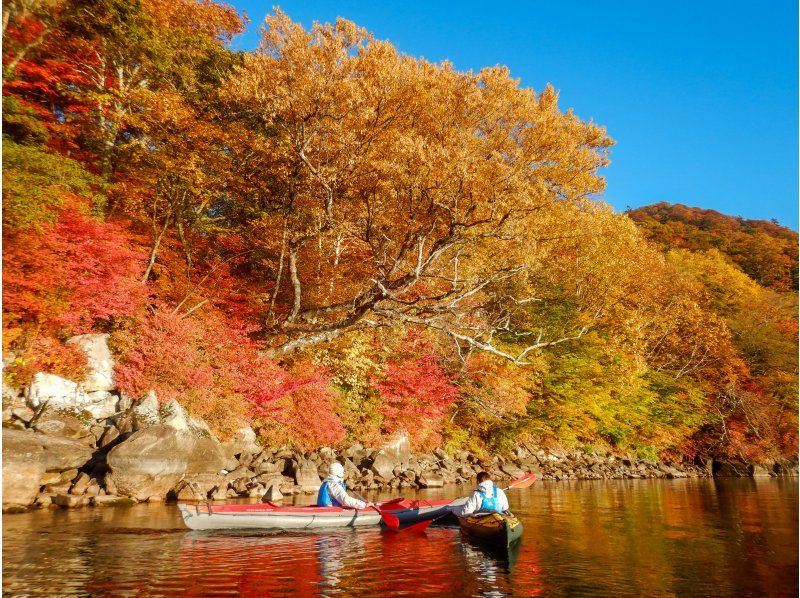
[329,462,345,477]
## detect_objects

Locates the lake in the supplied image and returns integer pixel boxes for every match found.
[3,478,797,596]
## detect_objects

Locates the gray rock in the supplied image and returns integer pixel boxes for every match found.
[131,391,160,430]
[293,458,322,492]
[25,372,118,419]
[186,436,226,475]
[105,425,191,501]
[99,426,120,448]
[11,406,35,423]
[70,473,92,495]
[370,451,397,480]
[3,431,47,510]
[262,482,283,502]
[66,333,116,392]
[33,411,93,441]
[418,474,444,488]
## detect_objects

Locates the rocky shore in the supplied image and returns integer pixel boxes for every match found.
[3,334,798,513]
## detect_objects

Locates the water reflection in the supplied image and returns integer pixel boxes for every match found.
[3,479,797,596]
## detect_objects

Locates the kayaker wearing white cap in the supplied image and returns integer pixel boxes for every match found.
[449,471,509,517]
[317,461,374,509]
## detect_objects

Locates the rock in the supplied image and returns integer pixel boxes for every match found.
[293,458,322,492]
[99,426,120,448]
[33,411,93,441]
[180,473,226,497]
[25,372,119,419]
[500,464,526,479]
[418,474,444,488]
[186,436,226,475]
[3,381,24,409]
[262,482,283,502]
[3,431,46,510]
[11,406,35,423]
[86,481,101,497]
[90,495,135,507]
[176,482,207,501]
[370,451,397,480]
[131,391,160,430]
[34,494,56,507]
[39,471,62,485]
[66,333,116,392]
[70,472,92,495]
[84,391,119,419]
[160,399,192,432]
[222,425,262,459]
[105,425,190,501]
[118,393,134,412]
[53,493,89,508]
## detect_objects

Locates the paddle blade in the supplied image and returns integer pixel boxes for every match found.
[507,473,538,489]
[404,520,432,534]
[379,509,400,529]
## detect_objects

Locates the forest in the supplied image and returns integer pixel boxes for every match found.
[3,0,797,461]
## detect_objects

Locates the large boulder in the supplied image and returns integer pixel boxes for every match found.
[26,373,118,419]
[106,425,190,501]
[370,451,397,480]
[381,431,410,465]
[106,425,225,501]
[66,333,116,392]
[3,431,45,510]
[186,436,226,475]
[3,429,93,510]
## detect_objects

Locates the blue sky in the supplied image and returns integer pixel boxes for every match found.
[229,1,798,229]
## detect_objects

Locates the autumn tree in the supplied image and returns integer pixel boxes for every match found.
[220,11,613,361]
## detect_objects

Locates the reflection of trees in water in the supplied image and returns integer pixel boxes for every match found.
[3,482,795,596]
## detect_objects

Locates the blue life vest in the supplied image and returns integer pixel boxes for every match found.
[478,485,503,513]
[317,480,346,507]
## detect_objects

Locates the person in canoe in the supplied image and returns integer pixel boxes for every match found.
[317,461,374,509]
[449,472,510,516]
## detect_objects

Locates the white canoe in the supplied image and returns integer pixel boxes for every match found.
[178,498,462,531]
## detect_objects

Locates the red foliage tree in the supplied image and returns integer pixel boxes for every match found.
[2,202,148,335]
[376,347,459,449]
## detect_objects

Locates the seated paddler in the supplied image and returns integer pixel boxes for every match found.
[317,461,374,509]
[450,471,509,516]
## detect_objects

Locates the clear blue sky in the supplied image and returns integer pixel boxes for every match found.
[229,1,798,229]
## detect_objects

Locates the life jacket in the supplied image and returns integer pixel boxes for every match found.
[477,484,503,513]
[316,479,346,507]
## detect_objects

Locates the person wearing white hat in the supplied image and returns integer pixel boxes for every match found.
[316,461,373,509]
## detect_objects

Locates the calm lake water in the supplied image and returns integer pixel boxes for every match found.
[3,478,797,596]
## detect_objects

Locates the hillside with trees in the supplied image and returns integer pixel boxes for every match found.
[3,2,797,462]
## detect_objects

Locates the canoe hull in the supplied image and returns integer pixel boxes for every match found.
[179,504,381,530]
[458,512,523,547]
[178,498,459,531]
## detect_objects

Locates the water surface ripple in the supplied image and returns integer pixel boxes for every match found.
[3,478,797,596]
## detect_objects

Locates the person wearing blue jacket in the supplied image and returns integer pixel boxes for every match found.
[317,461,374,509]
[450,471,509,516]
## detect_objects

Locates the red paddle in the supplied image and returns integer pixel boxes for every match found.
[351,490,401,529]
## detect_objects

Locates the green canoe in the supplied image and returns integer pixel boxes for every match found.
[457,512,523,547]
